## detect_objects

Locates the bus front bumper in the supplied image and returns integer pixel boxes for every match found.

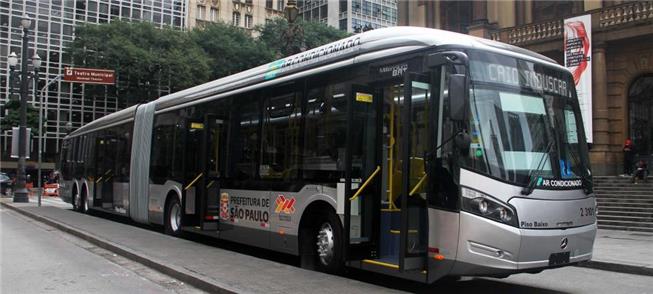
[449,212,596,276]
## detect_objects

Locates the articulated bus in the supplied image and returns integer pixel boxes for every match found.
[59,27,596,283]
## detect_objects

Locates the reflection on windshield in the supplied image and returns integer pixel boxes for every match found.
[468,88,554,184]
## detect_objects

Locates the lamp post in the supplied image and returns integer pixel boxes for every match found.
[283,0,304,56]
[37,74,61,207]
[8,14,40,203]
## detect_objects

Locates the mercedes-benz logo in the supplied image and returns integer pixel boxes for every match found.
[560,237,569,250]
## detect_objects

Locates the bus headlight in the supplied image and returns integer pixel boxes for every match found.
[461,187,518,227]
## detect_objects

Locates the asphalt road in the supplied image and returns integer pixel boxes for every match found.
[350,265,653,293]
[0,205,203,294]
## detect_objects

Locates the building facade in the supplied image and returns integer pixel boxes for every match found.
[0,0,187,172]
[398,0,653,175]
[298,0,397,33]
[186,0,283,32]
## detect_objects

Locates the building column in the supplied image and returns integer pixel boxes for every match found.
[590,42,614,175]
[467,0,492,38]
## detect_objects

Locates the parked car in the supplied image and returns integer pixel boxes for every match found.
[0,172,13,195]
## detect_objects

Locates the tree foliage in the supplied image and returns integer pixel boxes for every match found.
[190,22,275,78]
[68,21,211,105]
[257,18,350,57]
[1,100,41,135]
[67,19,350,106]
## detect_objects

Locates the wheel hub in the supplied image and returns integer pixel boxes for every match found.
[316,222,334,265]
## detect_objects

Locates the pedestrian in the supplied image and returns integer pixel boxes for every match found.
[632,159,649,184]
[623,138,635,176]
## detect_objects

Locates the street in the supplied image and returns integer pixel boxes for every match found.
[0,205,203,294]
[362,264,653,293]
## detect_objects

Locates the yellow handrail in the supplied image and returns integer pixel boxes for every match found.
[350,166,381,201]
[184,173,204,191]
[409,174,427,196]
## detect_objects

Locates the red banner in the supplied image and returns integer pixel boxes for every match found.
[64,67,115,85]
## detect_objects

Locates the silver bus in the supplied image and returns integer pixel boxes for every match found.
[59,27,596,283]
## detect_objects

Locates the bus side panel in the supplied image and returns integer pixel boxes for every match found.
[148,181,182,226]
[218,189,272,249]
[268,185,338,255]
[60,179,73,204]
[426,208,460,283]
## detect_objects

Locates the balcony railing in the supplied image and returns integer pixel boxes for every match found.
[490,19,562,45]
[599,1,653,28]
[490,1,653,46]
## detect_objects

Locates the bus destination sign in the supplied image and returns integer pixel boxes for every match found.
[64,67,115,85]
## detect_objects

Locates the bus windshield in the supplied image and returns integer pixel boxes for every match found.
[463,51,591,188]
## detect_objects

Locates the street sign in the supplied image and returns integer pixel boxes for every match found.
[63,67,115,85]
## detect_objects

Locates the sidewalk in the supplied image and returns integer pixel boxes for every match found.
[0,198,399,294]
[578,229,653,276]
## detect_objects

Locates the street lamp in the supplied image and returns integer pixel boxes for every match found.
[282,0,304,56]
[9,14,40,203]
[37,74,62,207]
[284,0,298,23]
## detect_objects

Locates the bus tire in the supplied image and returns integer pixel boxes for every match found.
[313,211,344,274]
[164,196,183,237]
[79,185,89,214]
[72,185,80,211]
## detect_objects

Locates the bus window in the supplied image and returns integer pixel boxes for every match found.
[228,96,260,181]
[261,91,301,181]
[303,83,348,183]
[150,112,183,183]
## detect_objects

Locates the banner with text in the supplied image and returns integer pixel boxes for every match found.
[564,14,592,143]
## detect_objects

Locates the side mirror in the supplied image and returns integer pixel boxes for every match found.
[449,74,467,121]
[454,131,471,156]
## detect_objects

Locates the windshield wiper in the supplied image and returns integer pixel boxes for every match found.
[521,140,554,196]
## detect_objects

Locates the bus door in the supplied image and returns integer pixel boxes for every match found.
[362,73,429,272]
[398,73,430,271]
[200,114,225,230]
[182,115,225,231]
[344,85,381,261]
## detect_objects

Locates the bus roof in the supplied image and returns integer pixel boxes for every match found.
[68,26,561,138]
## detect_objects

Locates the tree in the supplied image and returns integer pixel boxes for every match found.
[257,18,350,58]
[0,100,40,136]
[67,21,212,105]
[190,22,275,79]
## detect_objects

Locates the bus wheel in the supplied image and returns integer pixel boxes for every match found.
[165,197,183,236]
[72,187,80,211]
[79,187,88,214]
[314,211,344,274]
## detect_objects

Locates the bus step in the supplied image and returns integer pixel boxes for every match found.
[363,258,399,270]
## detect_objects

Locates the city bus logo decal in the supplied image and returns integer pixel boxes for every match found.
[275,195,296,215]
[220,192,230,220]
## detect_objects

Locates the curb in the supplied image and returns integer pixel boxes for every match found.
[577,260,653,277]
[1,202,238,294]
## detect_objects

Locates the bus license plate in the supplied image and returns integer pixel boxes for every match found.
[548,252,570,266]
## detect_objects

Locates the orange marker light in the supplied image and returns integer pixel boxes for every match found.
[434,254,445,261]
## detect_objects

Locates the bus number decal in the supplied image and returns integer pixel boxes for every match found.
[580,207,595,217]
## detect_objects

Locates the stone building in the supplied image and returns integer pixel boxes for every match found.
[398,0,653,175]
[187,0,284,32]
